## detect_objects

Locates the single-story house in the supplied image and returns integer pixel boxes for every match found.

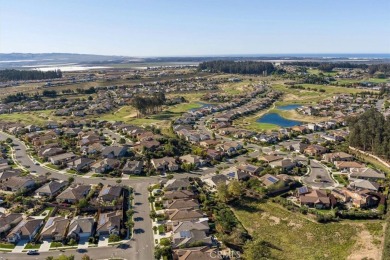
[7,218,43,243]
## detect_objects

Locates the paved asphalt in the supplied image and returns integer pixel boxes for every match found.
[0,118,263,259]
[302,160,336,189]
[0,182,153,260]
[0,132,156,260]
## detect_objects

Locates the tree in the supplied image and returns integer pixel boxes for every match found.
[108,234,121,242]
[68,176,75,184]
[68,238,77,246]
[154,245,172,260]
[243,238,273,260]
[228,180,243,199]
[216,183,230,202]
[5,137,12,144]
[215,208,237,233]
[119,138,126,144]
[181,163,195,172]
[160,238,171,246]
[77,198,88,209]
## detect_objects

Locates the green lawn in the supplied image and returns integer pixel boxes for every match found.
[307,69,338,76]
[46,163,60,170]
[0,243,16,249]
[50,242,63,248]
[232,200,359,260]
[333,174,349,186]
[24,243,42,249]
[99,106,136,121]
[168,102,202,113]
[247,122,279,131]
[336,78,389,85]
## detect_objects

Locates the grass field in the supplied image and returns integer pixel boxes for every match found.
[307,69,338,76]
[168,102,202,113]
[238,121,280,131]
[232,199,372,260]
[336,78,389,85]
[0,110,57,125]
[272,83,378,105]
[220,79,256,95]
[99,106,137,121]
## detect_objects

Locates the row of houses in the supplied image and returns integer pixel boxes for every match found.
[155,179,214,250]
[3,209,122,243]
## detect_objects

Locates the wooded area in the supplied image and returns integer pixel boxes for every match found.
[198,60,275,75]
[348,108,390,159]
[0,69,62,82]
[131,93,166,116]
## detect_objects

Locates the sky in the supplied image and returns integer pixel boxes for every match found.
[0,0,389,56]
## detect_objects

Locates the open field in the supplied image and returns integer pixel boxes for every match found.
[237,121,280,131]
[232,199,384,260]
[335,78,390,85]
[307,69,338,76]
[168,102,202,113]
[100,106,137,121]
[272,83,378,105]
[0,110,57,125]
[220,79,255,95]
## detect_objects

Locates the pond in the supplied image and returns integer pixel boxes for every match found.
[277,104,301,110]
[257,113,302,127]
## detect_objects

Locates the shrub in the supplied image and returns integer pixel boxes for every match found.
[160,238,171,246]
[108,234,121,243]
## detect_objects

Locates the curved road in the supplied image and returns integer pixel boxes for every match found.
[302,160,336,189]
[0,131,162,260]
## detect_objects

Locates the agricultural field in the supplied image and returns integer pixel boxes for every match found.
[232,199,384,260]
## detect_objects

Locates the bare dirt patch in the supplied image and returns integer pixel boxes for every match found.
[348,227,382,260]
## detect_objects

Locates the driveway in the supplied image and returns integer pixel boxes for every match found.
[78,237,89,249]
[98,235,109,247]
[12,240,27,253]
[39,239,51,252]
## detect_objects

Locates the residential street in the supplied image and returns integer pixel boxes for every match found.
[0,131,156,260]
[302,160,336,189]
